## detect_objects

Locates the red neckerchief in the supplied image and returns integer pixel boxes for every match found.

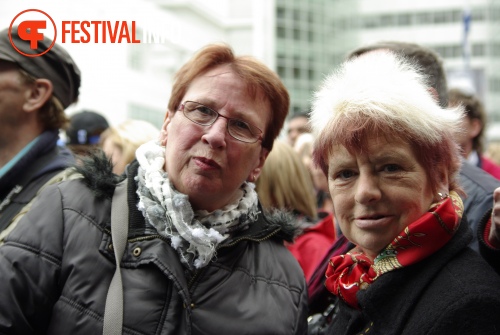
[325,192,463,309]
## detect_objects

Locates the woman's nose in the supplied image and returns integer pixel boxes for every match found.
[201,117,228,148]
[354,173,381,204]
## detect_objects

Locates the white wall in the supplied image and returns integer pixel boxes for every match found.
[1,0,273,126]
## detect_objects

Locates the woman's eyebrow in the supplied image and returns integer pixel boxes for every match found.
[369,150,408,163]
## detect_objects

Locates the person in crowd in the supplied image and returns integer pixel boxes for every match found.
[287,111,311,147]
[255,139,317,223]
[0,27,80,238]
[294,133,334,215]
[448,87,500,179]
[0,44,307,334]
[66,110,110,156]
[307,50,500,335]
[100,119,160,174]
[308,40,500,320]
[255,139,335,281]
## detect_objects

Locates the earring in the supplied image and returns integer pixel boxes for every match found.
[438,192,449,200]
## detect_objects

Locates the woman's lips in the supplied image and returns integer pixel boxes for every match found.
[193,157,221,170]
[354,215,393,229]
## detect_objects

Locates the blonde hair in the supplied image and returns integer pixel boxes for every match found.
[100,119,160,172]
[255,140,317,219]
[310,51,464,194]
[486,142,500,166]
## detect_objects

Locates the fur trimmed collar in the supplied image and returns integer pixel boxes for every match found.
[74,150,303,243]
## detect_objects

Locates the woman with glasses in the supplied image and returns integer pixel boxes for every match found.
[0,44,307,334]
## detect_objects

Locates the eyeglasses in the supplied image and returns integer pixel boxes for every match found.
[179,101,263,143]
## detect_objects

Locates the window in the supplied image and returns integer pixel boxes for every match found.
[277,65,287,78]
[472,8,486,21]
[416,12,431,24]
[308,30,314,42]
[492,43,500,56]
[491,7,500,20]
[364,16,380,28]
[294,9,301,22]
[277,26,286,38]
[293,28,300,40]
[380,14,395,27]
[472,43,485,57]
[489,77,500,92]
[277,7,285,19]
[293,67,301,79]
[308,12,314,23]
[452,10,462,22]
[397,13,411,26]
[452,45,462,58]
[434,12,447,24]
[308,68,315,80]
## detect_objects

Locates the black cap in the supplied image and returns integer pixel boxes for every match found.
[66,111,109,145]
[0,26,81,109]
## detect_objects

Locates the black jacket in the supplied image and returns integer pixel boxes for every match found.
[308,162,500,320]
[0,130,74,232]
[477,207,500,275]
[315,218,500,335]
[0,156,308,334]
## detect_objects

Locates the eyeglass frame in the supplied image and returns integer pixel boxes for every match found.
[178,100,264,144]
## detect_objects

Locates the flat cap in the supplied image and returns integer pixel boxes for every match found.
[0,26,81,108]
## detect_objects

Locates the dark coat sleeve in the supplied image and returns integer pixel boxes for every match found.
[0,184,65,334]
[477,208,500,275]
[459,162,500,252]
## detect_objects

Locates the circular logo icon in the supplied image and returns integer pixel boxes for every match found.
[9,9,57,57]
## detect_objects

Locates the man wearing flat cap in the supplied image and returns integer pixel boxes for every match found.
[0,26,81,238]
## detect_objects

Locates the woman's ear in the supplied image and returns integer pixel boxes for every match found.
[435,165,450,200]
[22,79,53,112]
[159,110,173,146]
[248,148,269,182]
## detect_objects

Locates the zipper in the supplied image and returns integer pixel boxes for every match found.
[187,227,281,289]
[105,226,282,290]
[128,234,166,243]
[216,227,281,250]
[103,228,166,244]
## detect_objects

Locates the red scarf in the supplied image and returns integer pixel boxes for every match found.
[325,192,463,309]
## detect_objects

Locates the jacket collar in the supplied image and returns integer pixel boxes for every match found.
[0,130,73,198]
[356,217,472,332]
[77,153,300,243]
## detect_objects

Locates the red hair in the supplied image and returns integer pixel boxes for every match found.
[168,44,289,151]
[313,113,462,195]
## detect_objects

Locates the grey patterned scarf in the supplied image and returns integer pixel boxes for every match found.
[135,140,260,269]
